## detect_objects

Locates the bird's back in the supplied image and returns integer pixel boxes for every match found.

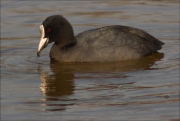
[73,25,164,61]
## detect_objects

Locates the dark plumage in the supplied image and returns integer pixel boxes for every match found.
[37,15,164,62]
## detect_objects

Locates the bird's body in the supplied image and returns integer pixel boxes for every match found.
[37,15,164,62]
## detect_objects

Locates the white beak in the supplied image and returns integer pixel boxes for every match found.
[37,25,49,57]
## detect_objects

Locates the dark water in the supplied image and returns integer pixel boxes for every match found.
[1,1,179,120]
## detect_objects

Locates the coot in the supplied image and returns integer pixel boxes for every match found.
[37,15,164,62]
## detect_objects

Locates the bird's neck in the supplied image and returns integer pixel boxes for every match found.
[55,36,77,50]
[50,37,77,61]
[60,38,77,50]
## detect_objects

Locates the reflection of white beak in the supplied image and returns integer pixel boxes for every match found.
[37,25,49,57]
[37,66,49,94]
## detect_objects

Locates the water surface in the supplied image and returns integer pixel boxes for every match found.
[1,1,179,120]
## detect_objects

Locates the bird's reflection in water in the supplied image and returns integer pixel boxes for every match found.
[38,64,75,111]
[38,52,164,111]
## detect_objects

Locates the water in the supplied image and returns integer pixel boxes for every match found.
[1,1,179,120]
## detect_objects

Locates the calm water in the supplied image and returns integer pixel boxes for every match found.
[1,1,179,120]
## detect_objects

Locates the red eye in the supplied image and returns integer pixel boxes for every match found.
[46,28,51,33]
